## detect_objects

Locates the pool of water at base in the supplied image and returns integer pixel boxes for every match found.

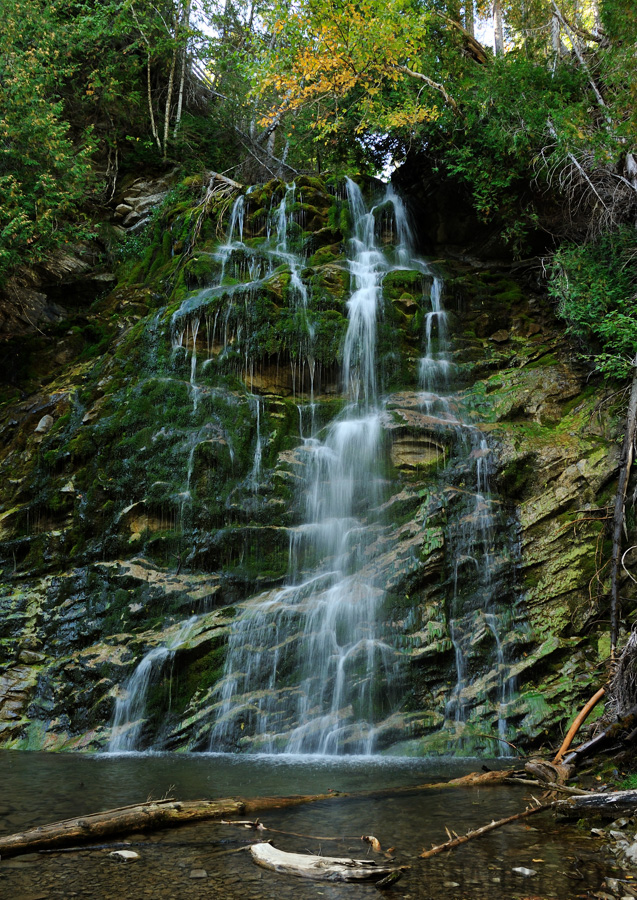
[0,751,611,899]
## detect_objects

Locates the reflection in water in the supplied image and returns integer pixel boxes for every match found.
[0,751,604,898]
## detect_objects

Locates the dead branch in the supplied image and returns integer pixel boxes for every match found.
[420,787,637,859]
[505,777,590,796]
[420,802,552,858]
[433,12,490,64]
[621,546,637,585]
[553,686,606,763]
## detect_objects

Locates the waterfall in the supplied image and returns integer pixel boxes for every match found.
[162,176,518,757]
[109,617,197,752]
[210,180,406,754]
[415,270,514,754]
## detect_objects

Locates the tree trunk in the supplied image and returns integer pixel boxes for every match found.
[147,55,162,153]
[163,45,178,159]
[173,0,192,139]
[464,0,475,37]
[551,13,562,54]
[610,361,637,659]
[493,0,504,55]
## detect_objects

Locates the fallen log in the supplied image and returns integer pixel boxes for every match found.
[249,842,408,883]
[554,789,637,818]
[0,799,245,859]
[0,771,529,859]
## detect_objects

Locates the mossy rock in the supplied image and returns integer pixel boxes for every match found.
[383,270,426,302]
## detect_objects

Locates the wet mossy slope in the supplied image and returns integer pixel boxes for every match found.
[0,173,627,753]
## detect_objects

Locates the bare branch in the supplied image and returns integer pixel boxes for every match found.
[395,65,459,113]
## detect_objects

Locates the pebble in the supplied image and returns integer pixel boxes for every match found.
[109,850,140,861]
[512,866,537,877]
[190,869,208,879]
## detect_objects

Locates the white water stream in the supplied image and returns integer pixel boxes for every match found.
[109,177,516,755]
[210,180,413,753]
[414,241,514,753]
[109,617,197,752]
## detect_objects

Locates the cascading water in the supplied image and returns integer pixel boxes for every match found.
[109,617,197,752]
[209,180,409,754]
[412,255,515,754]
[140,175,519,757]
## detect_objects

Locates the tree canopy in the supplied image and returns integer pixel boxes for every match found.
[1,0,635,373]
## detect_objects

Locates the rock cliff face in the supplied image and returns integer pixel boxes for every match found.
[0,172,624,753]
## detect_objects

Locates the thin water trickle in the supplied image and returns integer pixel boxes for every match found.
[415,265,515,754]
[109,617,197,752]
[248,393,263,492]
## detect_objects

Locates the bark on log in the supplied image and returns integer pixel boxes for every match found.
[0,799,245,859]
[0,772,525,859]
[610,364,637,659]
[555,789,637,818]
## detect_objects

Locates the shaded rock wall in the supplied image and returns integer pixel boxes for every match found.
[0,173,629,753]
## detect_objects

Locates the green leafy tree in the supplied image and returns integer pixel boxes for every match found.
[0,0,97,283]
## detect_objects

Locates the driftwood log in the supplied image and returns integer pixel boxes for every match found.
[0,769,560,860]
[554,789,637,818]
[0,799,244,859]
[249,842,407,882]
[0,794,342,859]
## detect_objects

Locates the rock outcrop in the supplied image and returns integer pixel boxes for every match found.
[0,173,627,753]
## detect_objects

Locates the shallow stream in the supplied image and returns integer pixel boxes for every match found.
[0,752,608,899]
